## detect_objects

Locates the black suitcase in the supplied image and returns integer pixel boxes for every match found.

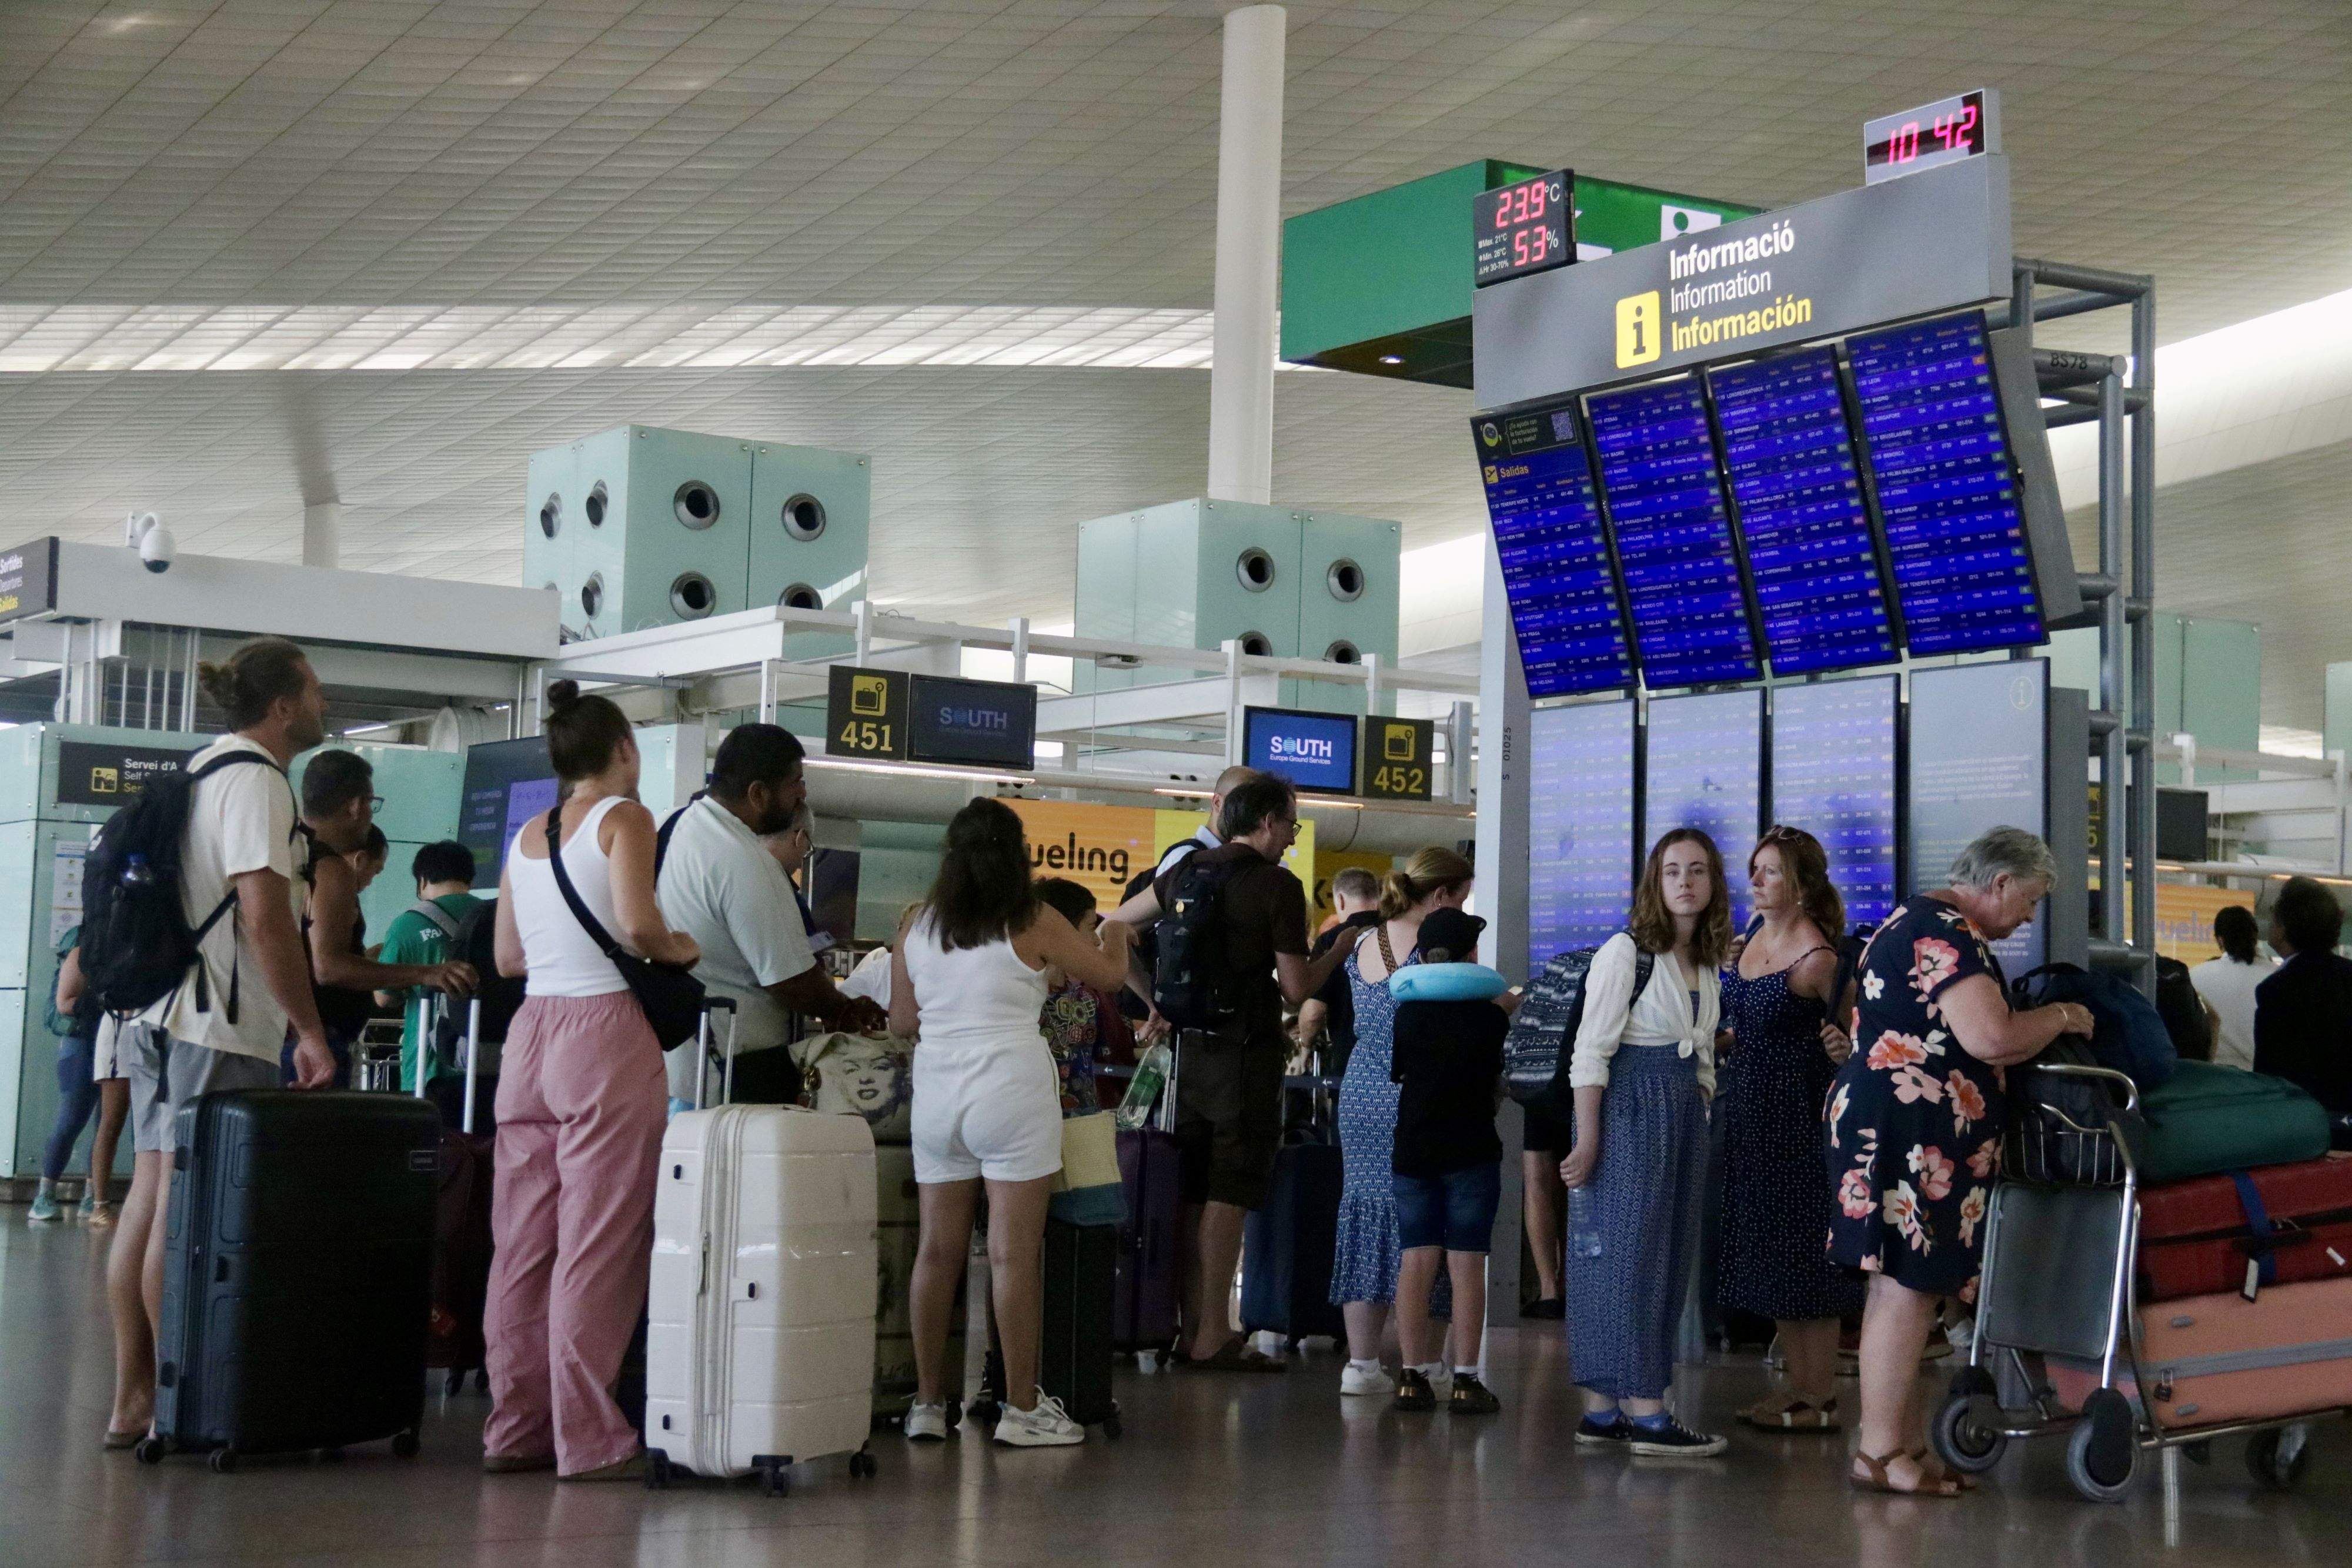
[978,1219,1122,1435]
[144,1089,442,1471]
[1240,1141,1346,1346]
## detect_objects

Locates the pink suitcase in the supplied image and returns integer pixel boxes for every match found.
[2138,1277,2352,1429]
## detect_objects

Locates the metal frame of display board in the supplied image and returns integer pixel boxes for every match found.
[1995,258,2156,990]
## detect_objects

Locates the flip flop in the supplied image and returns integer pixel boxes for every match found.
[1750,1396,1842,1432]
[1181,1338,1289,1374]
[1849,1448,1966,1498]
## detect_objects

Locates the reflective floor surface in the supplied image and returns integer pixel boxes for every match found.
[6,1216,2348,1566]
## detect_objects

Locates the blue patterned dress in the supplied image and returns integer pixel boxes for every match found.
[1330,947,1408,1305]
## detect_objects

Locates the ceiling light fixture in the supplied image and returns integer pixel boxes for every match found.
[1379,355,1404,366]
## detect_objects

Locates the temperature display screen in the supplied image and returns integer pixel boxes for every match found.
[1527,699,1636,972]
[1642,689,1763,932]
[1586,377,1760,688]
[1474,169,1572,287]
[1769,676,1899,928]
[1847,312,2044,656]
[1864,90,1994,185]
[1708,347,1897,675]
[1471,402,1635,697]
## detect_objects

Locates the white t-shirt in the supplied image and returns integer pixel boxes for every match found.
[2190,954,2275,1072]
[839,944,894,1011]
[656,795,816,1056]
[142,735,303,1062]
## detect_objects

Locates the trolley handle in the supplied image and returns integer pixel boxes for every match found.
[2032,1060,2141,1115]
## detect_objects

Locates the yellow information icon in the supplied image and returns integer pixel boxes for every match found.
[850,673,890,717]
[1615,290,1662,367]
[91,767,119,794]
[1382,723,1416,762]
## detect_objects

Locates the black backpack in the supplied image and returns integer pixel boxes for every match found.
[1152,851,1246,1031]
[434,898,527,1059]
[81,750,281,1021]
[1502,935,1653,1119]
[2153,954,2214,1063]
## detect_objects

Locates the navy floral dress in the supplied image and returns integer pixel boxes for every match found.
[1823,897,2008,1302]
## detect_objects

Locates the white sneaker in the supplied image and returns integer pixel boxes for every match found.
[1339,1363,1396,1398]
[904,1402,951,1442]
[1428,1366,1456,1396]
[993,1393,1085,1447]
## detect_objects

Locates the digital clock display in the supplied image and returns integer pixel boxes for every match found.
[1474,169,1572,287]
[1863,89,1998,185]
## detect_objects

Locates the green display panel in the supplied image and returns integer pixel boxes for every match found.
[1281,162,1756,386]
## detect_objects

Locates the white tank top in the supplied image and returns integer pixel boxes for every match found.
[508,794,630,998]
[900,911,1050,1057]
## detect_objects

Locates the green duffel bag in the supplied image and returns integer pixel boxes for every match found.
[2134,1061,2332,1185]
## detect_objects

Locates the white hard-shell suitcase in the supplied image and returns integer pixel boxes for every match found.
[644,1002,880,1494]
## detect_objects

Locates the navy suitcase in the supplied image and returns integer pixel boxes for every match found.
[1114,1128,1182,1352]
[1240,1141,1346,1346]
[145,1089,441,1470]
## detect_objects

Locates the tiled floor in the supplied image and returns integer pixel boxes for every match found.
[5,1215,2349,1566]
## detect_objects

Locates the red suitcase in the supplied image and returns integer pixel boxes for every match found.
[2137,1154,2352,1303]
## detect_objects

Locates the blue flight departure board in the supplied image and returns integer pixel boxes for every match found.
[1527,700,1636,972]
[1909,660,2050,973]
[1643,689,1763,931]
[1769,676,1899,928]
[1471,402,1634,697]
[1707,348,1899,675]
[1847,312,2044,655]
[1586,377,1761,688]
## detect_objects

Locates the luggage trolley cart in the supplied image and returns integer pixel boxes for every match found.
[1931,1062,2346,1504]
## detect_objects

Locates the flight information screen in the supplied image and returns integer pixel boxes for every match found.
[1847,312,2044,655]
[1643,688,1763,931]
[1527,700,1637,972]
[1471,401,1635,697]
[1586,377,1761,688]
[1909,660,2049,972]
[457,736,558,890]
[1708,347,1899,675]
[1769,676,1900,928]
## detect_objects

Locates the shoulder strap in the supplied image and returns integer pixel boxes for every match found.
[544,808,627,962]
[655,791,705,874]
[409,899,462,940]
[1622,931,1656,996]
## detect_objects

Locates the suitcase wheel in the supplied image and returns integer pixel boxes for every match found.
[209,1450,239,1475]
[392,1430,420,1460]
[755,1457,791,1498]
[2246,1426,2311,1493]
[2065,1390,2137,1503]
[1929,1389,2006,1476]
[849,1448,878,1480]
[1102,1410,1122,1440]
[645,1451,673,1490]
[133,1436,168,1466]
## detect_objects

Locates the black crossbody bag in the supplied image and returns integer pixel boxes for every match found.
[544,810,704,1050]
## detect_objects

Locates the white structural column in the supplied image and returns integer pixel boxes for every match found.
[1206,4,1286,506]
[302,500,341,570]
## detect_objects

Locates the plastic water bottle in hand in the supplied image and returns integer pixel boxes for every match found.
[1116,1042,1172,1131]
[1565,1183,1603,1261]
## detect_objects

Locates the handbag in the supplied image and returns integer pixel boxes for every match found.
[543,809,705,1051]
[1048,1111,1128,1225]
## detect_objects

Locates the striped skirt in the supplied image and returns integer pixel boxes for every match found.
[1564,1045,1709,1402]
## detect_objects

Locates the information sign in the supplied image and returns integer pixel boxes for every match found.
[1361,717,1436,802]
[826,667,910,762]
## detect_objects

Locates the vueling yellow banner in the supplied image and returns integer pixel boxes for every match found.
[1004,798,1158,908]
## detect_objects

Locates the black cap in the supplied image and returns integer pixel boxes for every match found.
[1417,907,1487,965]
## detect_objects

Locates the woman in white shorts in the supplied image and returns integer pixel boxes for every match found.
[891,798,1131,1449]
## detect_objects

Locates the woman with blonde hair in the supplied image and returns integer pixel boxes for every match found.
[1326,847,1474,1402]
[1561,828,1733,1457]
[1717,826,1865,1432]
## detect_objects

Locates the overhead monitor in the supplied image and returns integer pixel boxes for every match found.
[906,673,1036,770]
[1242,706,1361,796]
[1769,676,1900,929]
[1643,688,1764,931]
[1526,699,1637,973]
[1907,659,2050,972]
[1585,376,1762,688]
[1470,400,1636,698]
[457,735,558,890]
[1847,310,2046,656]
[1706,347,1900,674]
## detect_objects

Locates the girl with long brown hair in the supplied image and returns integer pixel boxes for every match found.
[1716,826,1865,1433]
[1558,828,1732,1457]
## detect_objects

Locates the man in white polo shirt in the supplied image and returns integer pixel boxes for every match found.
[656,724,887,1109]
[108,637,335,1448]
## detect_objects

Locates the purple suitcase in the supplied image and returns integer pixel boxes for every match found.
[1114,1128,1181,1351]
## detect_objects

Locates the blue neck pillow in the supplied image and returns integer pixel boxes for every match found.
[1389,962,1509,1003]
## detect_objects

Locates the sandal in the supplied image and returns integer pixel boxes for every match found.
[1180,1338,1289,1374]
[1749,1395,1842,1432]
[1849,1447,1966,1497]
[1739,1390,1799,1426]
[1910,1447,1979,1492]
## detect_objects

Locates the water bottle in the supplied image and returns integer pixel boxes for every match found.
[121,852,155,889]
[1116,1042,1172,1131]
[1565,1182,1603,1261]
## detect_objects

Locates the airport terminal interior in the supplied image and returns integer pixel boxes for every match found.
[6,2,2352,1563]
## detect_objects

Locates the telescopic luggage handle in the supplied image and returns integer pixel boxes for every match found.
[690,997,740,1112]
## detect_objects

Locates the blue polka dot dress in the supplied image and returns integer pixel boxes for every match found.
[1331,947,1408,1305]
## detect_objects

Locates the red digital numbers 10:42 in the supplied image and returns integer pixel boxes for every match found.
[1888,101,1979,164]
[1494,179,1548,229]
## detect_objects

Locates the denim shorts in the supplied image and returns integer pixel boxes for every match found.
[1393,1161,1502,1253]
